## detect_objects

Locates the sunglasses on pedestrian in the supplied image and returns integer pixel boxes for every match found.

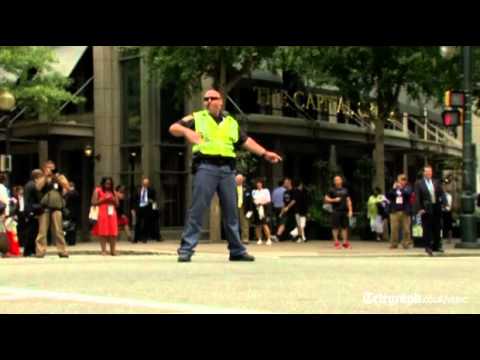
[204,96,220,102]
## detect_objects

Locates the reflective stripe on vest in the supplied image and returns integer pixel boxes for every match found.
[192,110,239,158]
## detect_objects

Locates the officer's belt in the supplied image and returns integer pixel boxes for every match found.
[197,156,235,168]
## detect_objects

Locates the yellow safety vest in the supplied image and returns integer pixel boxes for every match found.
[192,110,239,158]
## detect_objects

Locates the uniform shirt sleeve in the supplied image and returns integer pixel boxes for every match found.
[237,127,248,146]
[176,115,195,130]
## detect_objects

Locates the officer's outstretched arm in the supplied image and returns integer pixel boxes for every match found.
[242,137,283,164]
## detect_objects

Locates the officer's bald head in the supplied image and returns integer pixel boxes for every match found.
[203,89,224,117]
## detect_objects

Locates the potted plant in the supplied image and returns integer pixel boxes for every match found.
[306,186,332,240]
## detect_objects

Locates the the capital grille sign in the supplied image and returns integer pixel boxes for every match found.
[253,86,341,112]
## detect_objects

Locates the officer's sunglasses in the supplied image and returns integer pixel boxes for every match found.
[204,96,220,102]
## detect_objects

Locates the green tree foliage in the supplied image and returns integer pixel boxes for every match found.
[277,46,460,192]
[0,46,83,117]
[146,46,279,98]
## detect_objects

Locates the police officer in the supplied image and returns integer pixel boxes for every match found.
[169,89,282,262]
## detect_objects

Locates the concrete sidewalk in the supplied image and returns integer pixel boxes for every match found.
[45,239,480,258]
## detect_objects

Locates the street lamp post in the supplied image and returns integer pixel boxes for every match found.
[457,46,480,248]
[441,46,480,248]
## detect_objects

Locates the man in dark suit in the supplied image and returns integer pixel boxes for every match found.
[414,165,446,256]
[132,177,158,243]
[23,169,45,257]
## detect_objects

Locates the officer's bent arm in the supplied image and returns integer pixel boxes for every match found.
[169,123,189,137]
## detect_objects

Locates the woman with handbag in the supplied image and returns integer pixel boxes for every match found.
[91,177,119,256]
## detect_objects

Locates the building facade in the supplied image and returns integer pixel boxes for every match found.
[4,46,463,241]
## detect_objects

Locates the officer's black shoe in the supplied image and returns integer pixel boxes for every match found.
[425,248,434,257]
[178,254,192,263]
[229,253,255,262]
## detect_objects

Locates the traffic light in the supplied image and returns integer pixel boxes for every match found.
[442,109,464,127]
[442,90,466,127]
[444,90,466,107]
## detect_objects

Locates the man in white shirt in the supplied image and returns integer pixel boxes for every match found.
[442,190,453,244]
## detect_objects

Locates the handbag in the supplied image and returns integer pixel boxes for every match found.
[88,206,99,227]
[412,215,423,238]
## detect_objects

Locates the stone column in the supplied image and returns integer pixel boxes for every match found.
[403,153,408,178]
[38,141,49,166]
[93,46,122,186]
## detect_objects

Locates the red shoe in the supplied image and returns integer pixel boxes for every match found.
[334,241,342,249]
[343,242,352,249]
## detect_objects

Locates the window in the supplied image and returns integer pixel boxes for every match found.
[158,173,187,227]
[157,81,188,227]
[121,58,141,144]
[119,146,142,212]
[160,81,185,144]
[160,145,186,172]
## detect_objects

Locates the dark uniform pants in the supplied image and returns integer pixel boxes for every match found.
[179,163,247,257]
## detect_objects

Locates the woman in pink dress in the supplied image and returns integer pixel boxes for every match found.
[91,177,119,256]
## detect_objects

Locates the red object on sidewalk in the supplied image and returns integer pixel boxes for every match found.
[6,230,20,257]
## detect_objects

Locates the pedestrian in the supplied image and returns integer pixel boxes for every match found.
[22,169,44,257]
[235,174,251,245]
[115,185,133,242]
[35,161,70,258]
[169,88,282,262]
[271,178,295,242]
[324,175,353,249]
[271,179,286,235]
[414,165,446,256]
[63,182,80,246]
[252,178,273,246]
[0,173,10,217]
[11,185,27,248]
[367,187,388,242]
[132,177,158,243]
[291,180,309,243]
[387,174,413,249]
[442,189,453,244]
[91,177,119,256]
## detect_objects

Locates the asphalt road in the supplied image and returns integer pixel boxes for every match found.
[0,251,479,314]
